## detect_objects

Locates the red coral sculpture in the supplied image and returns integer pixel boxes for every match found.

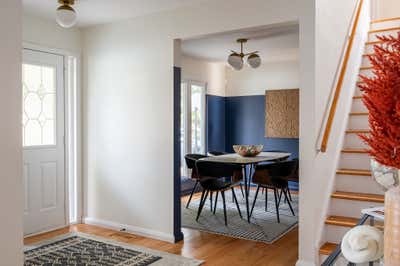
[358,33,400,168]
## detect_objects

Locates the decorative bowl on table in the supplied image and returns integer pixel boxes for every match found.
[233,145,263,157]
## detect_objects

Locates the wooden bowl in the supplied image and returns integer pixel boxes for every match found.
[233,145,263,157]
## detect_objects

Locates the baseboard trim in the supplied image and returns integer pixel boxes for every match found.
[296,259,316,266]
[83,217,175,243]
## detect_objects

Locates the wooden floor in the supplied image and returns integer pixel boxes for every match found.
[24,193,299,266]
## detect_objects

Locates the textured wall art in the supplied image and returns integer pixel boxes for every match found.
[265,89,299,138]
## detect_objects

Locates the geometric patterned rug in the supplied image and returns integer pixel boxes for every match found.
[182,188,298,244]
[25,232,203,266]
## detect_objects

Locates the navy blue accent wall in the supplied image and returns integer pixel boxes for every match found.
[205,94,299,190]
[224,95,299,159]
[206,95,226,153]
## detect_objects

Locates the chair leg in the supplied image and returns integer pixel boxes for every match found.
[185,180,199,208]
[250,185,260,218]
[213,191,219,214]
[210,191,213,212]
[221,190,227,226]
[232,188,242,219]
[283,188,295,216]
[278,189,283,206]
[196,190,209,221]
[239,183,245,198]
[265,187,268,212]
[273,188,280,223]
[261,187,265,195]
[287,187,293,202]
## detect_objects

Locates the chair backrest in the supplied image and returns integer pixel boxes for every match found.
[208,151,228,156]
[257,159,298,179]
[196,161,242,180]
[184,154,207,170]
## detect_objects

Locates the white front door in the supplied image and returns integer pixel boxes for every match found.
[22,49,66,235]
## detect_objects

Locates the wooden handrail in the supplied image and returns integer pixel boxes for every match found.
[320,0,364,152]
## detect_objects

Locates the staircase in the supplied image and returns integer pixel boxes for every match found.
[319,17,400,260]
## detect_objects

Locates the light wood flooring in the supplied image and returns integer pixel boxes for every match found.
[24,193,299,266]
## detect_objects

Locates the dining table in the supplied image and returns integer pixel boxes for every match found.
[199,151,291,223]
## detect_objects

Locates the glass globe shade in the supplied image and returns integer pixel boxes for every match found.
[228,53,243,70]
[56,5,77,28]
[247,53,261,68]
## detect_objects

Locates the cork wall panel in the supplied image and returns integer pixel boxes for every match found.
[265,89,299,138]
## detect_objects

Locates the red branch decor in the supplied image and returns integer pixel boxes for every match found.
[358,33,400,168]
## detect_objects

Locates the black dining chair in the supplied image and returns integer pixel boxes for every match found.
[195,161,243,226]
[207,151,245,198]
[250,159,297,223]
[184,154,208,208]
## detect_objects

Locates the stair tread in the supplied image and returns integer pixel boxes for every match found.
[369,26,400,34]
[366,40,384,45]
[371,17,400,24]
[360,66,372,70]
[332,191,384,203]
[337,168,371,176]
[349,112,368,116]
[320,242,338,255]
[353,95,363,99]
[346,129,370,134]
[326,215,360,227]
[326,215,384,229]
[341,149,368,154]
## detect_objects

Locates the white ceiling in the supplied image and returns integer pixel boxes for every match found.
[182,23,299,63]
[23,0,208,27]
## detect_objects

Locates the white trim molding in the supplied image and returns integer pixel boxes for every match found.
[83,217,175,243]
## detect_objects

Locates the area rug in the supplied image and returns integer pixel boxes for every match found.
[181,176,201,196]
[24,232,203,266]
[182,188,298,244]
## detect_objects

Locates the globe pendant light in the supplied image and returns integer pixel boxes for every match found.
[228,52,243,70]
[247,53,261,68]
[227,39,261,70]
[56,0,77,28]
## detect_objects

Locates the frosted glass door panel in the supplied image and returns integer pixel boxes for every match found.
[22,64,56,146]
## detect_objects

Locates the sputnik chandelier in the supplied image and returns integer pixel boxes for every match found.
[228,38,261,70]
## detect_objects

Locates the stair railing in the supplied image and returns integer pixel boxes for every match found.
[317,0,365,152]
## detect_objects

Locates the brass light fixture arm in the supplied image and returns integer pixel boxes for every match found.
[58,0,75,5]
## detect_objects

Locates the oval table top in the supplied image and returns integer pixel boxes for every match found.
[199,152,291,165]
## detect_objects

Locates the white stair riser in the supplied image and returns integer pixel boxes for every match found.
[369,29,400,42]
[348,115,369,130]
[329,198,383,217]
[358,69,374,81]
[344,133,368,149]
[370,20,400,30]
[348,115,369,129]
[335,174,383,195]
[361,56,371,67]
[351,99,367,112]
[325,224,351,243]
[339,152,370,169]
[354,86,363,96]
[364,44,375,54]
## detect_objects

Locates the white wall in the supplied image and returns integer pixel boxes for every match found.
[181,56,226,96]
[23,14,81,53]
[226,60,299,96]
[0,0,23,264]
[82,0,315,252]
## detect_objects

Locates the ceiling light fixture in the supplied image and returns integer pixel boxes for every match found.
[56,0,77,28]
[228,39,261,70]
